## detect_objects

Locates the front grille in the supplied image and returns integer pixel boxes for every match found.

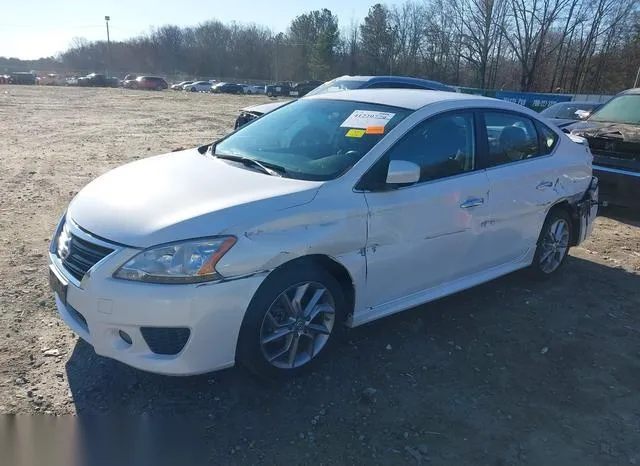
[67,305,89,333]
[140,327,191,355]
[60,234,113,281]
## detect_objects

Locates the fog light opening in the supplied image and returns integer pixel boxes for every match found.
[118,330,132,345]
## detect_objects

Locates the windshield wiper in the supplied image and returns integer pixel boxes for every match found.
[214,154,284,177]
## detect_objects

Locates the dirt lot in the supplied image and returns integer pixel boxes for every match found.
[1,85,639,464]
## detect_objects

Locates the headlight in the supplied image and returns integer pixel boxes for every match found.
[50,215,67,255]
[114,237,236,284]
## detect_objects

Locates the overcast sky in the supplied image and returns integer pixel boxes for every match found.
[0,0,403,59]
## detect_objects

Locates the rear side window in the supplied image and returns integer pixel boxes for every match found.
[483,112,541,167]
[535,121,559,155]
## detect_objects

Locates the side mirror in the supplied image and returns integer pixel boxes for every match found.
[386,160,421,185]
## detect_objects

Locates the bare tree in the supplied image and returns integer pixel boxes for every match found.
[454,0,508,88]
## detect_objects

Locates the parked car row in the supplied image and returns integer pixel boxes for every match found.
[170,79,267,94]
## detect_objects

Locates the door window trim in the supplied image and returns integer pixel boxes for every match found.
[355,109,483,192]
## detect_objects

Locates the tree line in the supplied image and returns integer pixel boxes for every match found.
[3,0,639,93]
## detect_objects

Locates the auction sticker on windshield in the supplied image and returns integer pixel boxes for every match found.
[341,110,396,129]
[345,128,366,138]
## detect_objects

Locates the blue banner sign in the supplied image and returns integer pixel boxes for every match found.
[494,91,572,111]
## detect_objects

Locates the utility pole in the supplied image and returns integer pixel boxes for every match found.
[634,64,640,88]
[274,38,279,82]
[105,16,111,77]
[388,26,396,76]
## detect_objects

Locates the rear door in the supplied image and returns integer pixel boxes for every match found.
[479,110,562,267]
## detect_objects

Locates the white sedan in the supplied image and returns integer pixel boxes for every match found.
[184,81,211,92]
[48,90,598,378]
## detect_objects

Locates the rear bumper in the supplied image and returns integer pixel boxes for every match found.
[574,177,598,245]
[593,165,640,209]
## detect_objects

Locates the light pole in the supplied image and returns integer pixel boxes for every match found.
[105,16,111,77]
[634,64,640,88]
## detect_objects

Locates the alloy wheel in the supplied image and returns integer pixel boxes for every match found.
[259,282,336,369]
[539,218,570,273]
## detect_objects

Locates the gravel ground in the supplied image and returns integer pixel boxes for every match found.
[1,85,639,465]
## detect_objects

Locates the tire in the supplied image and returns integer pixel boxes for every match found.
[529,207,572,280]
[236,262,345,379]
[267,91,273,97]
[190,87,196,92]
[156,85,163,91]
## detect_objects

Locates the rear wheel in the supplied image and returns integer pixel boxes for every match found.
[237,263,345,379]
[529,208,572,279]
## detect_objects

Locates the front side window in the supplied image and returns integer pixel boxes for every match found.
[215,99,412,181]
[385,112,476,182]
[483,112,540,167]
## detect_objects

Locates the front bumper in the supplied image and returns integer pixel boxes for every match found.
[593,165,640,209]
[48,223,264,375]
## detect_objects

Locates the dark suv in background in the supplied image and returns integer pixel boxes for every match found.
[567,87,640,209]
[133,76,168,90]
[8,72,36,85]
[235,75,455,129]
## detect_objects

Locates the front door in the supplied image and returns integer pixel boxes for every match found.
[362,111,493,309]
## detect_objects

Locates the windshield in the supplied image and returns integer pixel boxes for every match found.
[540,103,596,119]
[305,79,368,97]
[215,99,411,180]
[589,95,640,125]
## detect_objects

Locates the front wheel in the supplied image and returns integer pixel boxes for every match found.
[237,263,345,379]
[529,208,572,279]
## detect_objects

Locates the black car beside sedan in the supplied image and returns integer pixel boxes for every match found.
[567,88,640,209]
[211,82,244,94]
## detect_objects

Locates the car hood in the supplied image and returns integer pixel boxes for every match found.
[567,120,640,143]
[241,101,291,115]
[568,120,640,166]
[547,117,580,128]
[67,148,320,248]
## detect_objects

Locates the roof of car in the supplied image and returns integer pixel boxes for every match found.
[307,88,494,110]
[334,75,454,92]
[620,87,640,95]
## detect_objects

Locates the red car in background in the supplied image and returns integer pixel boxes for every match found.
[124,76,168,90]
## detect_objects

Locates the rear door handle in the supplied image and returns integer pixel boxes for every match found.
[460,198,484,208]
[537,181,554,190]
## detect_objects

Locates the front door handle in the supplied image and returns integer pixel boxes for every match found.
[460,198,484,208]
[537,181,554,190]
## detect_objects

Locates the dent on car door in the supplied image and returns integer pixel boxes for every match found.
[480,110,563,267]
[362,111,492,309]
